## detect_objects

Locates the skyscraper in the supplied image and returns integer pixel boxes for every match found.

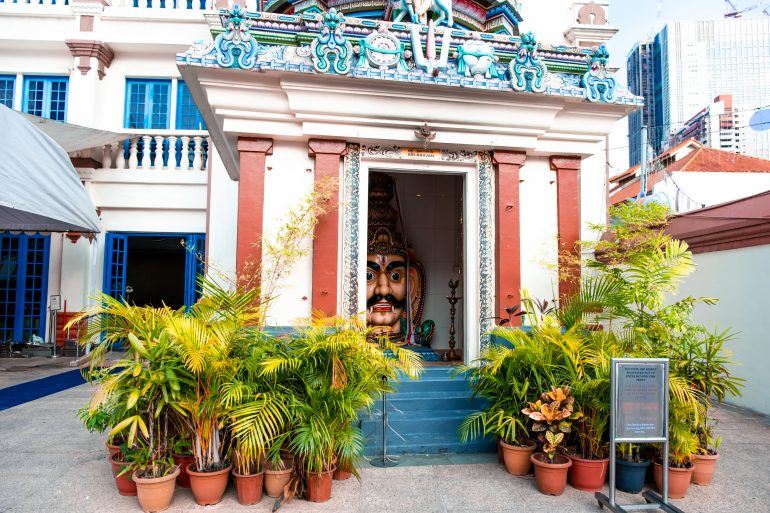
[628,17,770,164]
[627,40,657,166]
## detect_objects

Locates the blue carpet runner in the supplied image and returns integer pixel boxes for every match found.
[0,369,85,411]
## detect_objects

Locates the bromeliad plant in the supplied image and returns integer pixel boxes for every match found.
[522,386,582,462]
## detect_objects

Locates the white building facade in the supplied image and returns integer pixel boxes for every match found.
[0,0,638,362]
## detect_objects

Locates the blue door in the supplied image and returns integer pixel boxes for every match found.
[184,234,206,308]
[103,233,128,301]
[0,233,50,343]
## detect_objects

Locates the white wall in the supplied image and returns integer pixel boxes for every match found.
[674,245,770,416]
[519,156,559,304]
[261,140,315,325]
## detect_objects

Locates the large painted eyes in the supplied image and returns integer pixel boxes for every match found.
[366,270,375,281]
[390,272,401,282]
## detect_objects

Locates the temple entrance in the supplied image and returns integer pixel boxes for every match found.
[365,171,464,362]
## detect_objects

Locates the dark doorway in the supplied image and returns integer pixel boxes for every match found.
[125,236,186,309]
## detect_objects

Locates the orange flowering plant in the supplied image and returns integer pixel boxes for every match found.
[522,386,582,462]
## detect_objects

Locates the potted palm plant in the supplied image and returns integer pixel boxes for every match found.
[614,443,650,493]
[71,299,186,511]
[569,356,611,492]
[457,342,535,476]
[653,401,699,499]
[522,386,581,496]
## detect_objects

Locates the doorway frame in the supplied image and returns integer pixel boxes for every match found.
[340,145,495,364]
[102,231,206,308]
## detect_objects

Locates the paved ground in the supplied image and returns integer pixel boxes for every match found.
[0,374,768,513]
[0,356,78,388]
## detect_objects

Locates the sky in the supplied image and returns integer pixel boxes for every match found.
[607,0,736,83]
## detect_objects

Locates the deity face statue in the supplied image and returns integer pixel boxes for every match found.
[366,253,407,336]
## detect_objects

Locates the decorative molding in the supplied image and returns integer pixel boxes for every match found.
[179,10,642,105]
[582,44,616,103]
[477,150,495,348]
[509,32,547,93]
[342,143,361,315]
[215,5,262,69]
[65,40,114,79]
[354,25,410,72]
[311,8,354,74]
[340,146,494,346]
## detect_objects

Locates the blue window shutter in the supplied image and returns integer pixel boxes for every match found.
[22,77,68,121]
[124,79,171,129]
[0,76,15,109]
[175,81,206,130]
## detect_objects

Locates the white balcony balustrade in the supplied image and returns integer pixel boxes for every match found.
[98,133,211,171]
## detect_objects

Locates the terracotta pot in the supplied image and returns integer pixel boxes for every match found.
[500,439,536,476]
[653,460,693,499]
[233,469,264,506]
[132,467,179,513]
[110,454,137,496]
[187,463,232,506]
[567,455,609,492]
[691,452,719,486]
[172,453,194,488]
[106,442,121,458]
[306,468,334,503]
[264,466,292,498]
[530,453,572,496]
[333,467,352,481]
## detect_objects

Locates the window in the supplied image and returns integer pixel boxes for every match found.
[22,76,68,121]
[0,233,50,342]
[124,79,171,129]
[0,75,14,109]
[176,81,206,130]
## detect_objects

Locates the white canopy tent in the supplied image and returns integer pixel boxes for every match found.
[0,105,102,233]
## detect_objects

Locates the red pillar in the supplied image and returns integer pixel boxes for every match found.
[550,155,582,300]
[308,139,347,317]
[492,150,526,326]
[236,137,272,285]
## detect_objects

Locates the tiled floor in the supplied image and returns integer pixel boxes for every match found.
[0,379,768,513]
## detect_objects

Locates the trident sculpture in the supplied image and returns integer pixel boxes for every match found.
[410,18,451,76]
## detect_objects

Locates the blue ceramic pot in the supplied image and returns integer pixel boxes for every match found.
[615,458,650,493]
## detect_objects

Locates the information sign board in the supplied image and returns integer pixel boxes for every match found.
[615,361,666,441]
[49,295,61,312]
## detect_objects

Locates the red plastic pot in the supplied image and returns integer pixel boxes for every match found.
[172,453,194,488]
[233,469,264,505]
[500,439,536,476]
[531,453,572,496]
[567,455,609,492]
[187,463,232,506]
[653,460,693,499]
[333,467,352,481]
[306,468,334,503]
[110,454,137,497]
[691,452,719,485]
[132,467,179,513]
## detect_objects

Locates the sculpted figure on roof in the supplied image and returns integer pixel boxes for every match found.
[392,0,454,28]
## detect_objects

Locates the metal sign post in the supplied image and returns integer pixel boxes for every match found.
[48,295,61,359]
[370,375,399,468]
[596,358,685,513]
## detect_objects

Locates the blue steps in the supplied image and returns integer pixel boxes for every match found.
[361,366,495,455]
